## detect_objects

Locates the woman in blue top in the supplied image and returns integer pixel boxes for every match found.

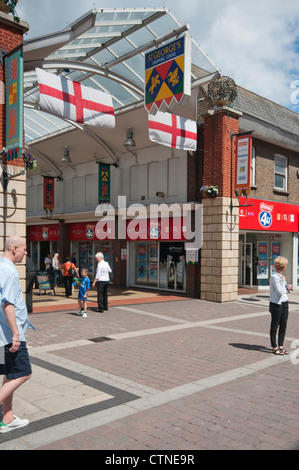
[78,268,90,318]
[269,256,291,355]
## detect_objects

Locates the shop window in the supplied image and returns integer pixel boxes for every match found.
[274,154,288,191]
[136,242,158,287]
[94,241,113,281]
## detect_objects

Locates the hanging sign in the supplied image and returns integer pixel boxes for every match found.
[43,177,55,212]
[98,164,110,204]
[5,46,24,166]
[145,35,191,114]
[235,133,252,196]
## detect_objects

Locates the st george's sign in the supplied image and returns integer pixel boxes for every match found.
[145,35,191,114]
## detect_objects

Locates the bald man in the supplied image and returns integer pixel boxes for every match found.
[0,236,33,433]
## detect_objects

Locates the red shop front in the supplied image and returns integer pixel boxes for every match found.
[68,222,113,278]
[238,198,299,288]
[28,224,59,270]
[126,217,189,292]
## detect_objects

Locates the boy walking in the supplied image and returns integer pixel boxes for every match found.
[78,269,90,318]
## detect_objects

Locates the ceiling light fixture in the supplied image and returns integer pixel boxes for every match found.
[123,127,136,148]
[61,146,71,164]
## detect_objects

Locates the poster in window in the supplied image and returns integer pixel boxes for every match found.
[149,242,158,261]
[257,261,268,279]
[258,241,268,260]
[149,263,158,281]
[138,243,147,261]
[137,261,147,279]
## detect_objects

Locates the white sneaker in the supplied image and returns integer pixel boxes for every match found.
[82,312,87,318]
[0,415,29,433]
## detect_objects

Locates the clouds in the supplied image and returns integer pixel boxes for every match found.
[17,0,299,111]
[198,0,299,108]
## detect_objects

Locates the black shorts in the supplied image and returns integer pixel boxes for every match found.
[0,342,32,379]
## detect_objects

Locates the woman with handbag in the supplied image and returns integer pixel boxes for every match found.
[61,257,79,298]
[269,256,291,355]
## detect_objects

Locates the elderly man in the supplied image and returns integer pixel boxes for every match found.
[0,236,34,433]
[92,252,112,312]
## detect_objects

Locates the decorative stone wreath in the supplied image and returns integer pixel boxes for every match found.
[207,76,237,105]
[0,0,19,22]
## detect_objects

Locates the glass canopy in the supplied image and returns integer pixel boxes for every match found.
[23,8,219,143]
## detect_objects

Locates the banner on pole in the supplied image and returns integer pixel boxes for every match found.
[5,46,24,166]
[235,134,252,196]
[43,177,55,212]
[145,35,191,114]
[98,165,110,204]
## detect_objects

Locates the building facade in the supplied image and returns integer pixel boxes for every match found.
[21,9,299,302]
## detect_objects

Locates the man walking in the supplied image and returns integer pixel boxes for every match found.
[0,236,33,433]
[92,252,112,312]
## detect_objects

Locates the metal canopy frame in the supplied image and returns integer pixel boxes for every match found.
[23,8,220,164]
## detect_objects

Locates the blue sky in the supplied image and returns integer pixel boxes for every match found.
[17,0,299,112]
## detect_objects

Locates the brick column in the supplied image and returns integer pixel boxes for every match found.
[0,12,29,289]
[201,106,242,302]
[58,220,69,263]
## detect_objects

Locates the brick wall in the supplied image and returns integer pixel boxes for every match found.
[250,138,299,203]
[202,108,242,197]
[200,107,242,302]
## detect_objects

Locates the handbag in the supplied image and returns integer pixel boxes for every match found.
[68,263,76,276]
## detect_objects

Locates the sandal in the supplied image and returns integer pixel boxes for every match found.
[272,348,282,355]
[279,347,289,355]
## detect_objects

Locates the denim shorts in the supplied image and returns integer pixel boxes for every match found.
[0,342,32,379]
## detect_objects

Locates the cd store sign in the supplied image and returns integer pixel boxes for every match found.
[239,198,299,232]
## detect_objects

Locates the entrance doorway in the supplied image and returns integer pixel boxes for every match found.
[159,242,185,290]
[238,231,293,288]
[239,241,253,287]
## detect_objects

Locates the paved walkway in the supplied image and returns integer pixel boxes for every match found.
[0,286,298,450]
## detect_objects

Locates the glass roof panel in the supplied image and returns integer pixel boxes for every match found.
[111,61,144,88]
[23,8,219,143]
[126,26,157,48]
[106,39,136,60]
[146,13,181,38]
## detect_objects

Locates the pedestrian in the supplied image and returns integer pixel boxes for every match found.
[269,256,291,355]
[61,257,79,298]
[78,268,90,317]
[44,253,51,271]
[52,253,62,287]
[92,252,112,312]
[26,255,37,314]
[0,236,34,433]
[70,252,77,266]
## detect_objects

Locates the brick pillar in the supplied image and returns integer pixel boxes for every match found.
[200,107,242,302]
[0,12,29,290]
[58,220,69,263]
[112,239,127,288]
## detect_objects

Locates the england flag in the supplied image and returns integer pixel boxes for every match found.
[36,68,115,129]
[148,111,197,151]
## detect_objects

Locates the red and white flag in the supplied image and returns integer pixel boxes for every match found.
[148,111,197,151]
[36,68,115,129]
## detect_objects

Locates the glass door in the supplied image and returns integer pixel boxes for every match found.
[238,241,245,286]
[245,243,253,287]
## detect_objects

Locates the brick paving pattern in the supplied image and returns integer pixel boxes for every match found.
[0,288,298,450]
